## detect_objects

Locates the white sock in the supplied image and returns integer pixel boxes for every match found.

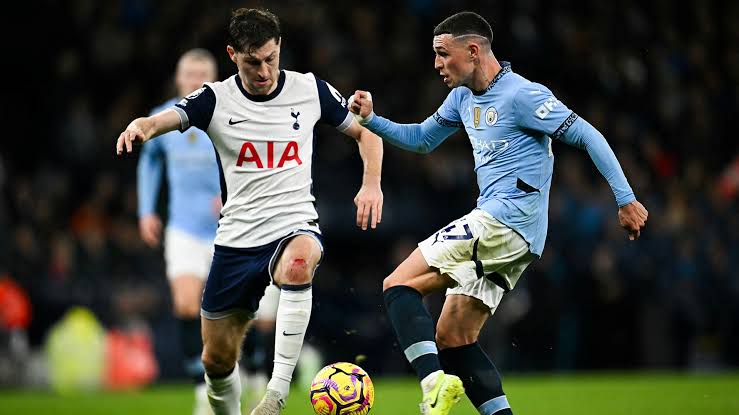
[205,363,242,415]
[421,370,444,395]
[267,284,312,399]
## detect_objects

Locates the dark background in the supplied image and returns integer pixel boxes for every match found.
[1,0,737,382]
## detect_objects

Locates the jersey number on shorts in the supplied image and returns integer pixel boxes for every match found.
[432,222,473,244]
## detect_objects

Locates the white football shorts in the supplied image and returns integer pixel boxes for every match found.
[164,227,214,280]
[418,209,534,314]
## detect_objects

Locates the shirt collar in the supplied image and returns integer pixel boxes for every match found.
[472,61,511,96]
[235,70,286,102]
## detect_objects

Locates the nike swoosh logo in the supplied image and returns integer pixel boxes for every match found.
[430,382,441,408]
[282,331,302,336]
[228,117,249,125]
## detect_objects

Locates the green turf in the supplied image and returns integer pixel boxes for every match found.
[1,372,738,414]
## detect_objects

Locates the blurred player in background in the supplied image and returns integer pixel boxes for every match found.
[349,11,647,415]
[121,8,384,415]
[136,48,220,415]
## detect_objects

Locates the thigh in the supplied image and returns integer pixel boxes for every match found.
[436,294,490,348]
[386,248,456,296]
[272,234,322,285]
[169,276,205,317]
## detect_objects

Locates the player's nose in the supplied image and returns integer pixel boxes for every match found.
[434,55,443,69]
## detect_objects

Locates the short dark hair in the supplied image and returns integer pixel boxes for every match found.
[433,11,493,45]
[228,8,281,54]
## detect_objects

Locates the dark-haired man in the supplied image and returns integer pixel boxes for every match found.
[349,11,647,415]
[117,8,384,415]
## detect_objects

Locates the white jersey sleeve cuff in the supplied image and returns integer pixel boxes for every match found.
[336,111,354,132]
[173,106,190,132]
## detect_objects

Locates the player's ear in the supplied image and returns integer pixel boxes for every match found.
[226,45,237,63]
[468,43,480,61]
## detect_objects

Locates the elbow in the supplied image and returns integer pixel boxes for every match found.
[415,138,439,154]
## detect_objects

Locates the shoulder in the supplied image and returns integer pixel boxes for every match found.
[204,77,233,96]
[511,79,555,111]
[445,86,469,106]
[284,70,317,88]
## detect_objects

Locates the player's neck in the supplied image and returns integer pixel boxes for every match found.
[469,55,501,93]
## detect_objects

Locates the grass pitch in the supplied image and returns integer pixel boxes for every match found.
[1,372,738,414]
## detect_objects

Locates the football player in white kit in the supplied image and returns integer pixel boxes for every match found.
[116,8,384,415]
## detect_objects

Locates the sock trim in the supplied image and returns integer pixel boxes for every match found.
[206,365,236,380]
[281,283,312,291]
[404,340,438,362]
[478,395,510,415]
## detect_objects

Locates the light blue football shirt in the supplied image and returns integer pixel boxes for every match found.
[137,98,221,241]
[365,62,634,257]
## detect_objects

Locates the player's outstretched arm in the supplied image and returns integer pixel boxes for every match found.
[513,83,648,240]
[560,117,648,240]
[348,90,458,154]
[116,109,181,154]
[342,119,384,230]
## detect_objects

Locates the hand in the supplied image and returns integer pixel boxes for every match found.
[347,91,374,124]
[354,179,383,230]
[116,119,147,154]
[618,200,648,240]
[139,214,162,247]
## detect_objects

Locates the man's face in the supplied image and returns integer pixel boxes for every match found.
[433,34,474,88]
[175,58,217,97]
[228,38,281,95]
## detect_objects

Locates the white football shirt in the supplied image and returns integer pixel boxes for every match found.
[173,70,353,248]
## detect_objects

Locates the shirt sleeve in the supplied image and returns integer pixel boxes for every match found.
[173,85,216,132]
[559,117,636,207]
[363,89,462,154]
[315,76,353,132]
[432,88,464,129]
[513,82,578,139]
[136,135,164,217]
[364,113,458,154]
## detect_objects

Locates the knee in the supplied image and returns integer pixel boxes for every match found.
[435,328,478,350]
[281,257,312,285]
[201,345,237,376]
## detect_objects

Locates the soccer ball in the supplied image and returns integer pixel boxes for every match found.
[310,362,374,415]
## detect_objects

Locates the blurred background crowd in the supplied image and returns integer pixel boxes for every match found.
[1,0,737,387]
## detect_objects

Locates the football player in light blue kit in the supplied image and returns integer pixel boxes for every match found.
[137,49,221,415]
[349,11,648,415]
